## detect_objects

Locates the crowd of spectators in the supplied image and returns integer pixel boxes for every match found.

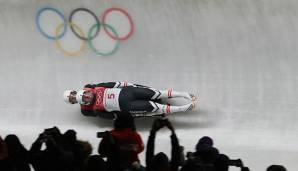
[0,113,287,171]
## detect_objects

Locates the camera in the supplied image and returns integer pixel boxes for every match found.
[44,127,58,136]
[96,131,109,138]
[38,127,60,143]
[229,159,250,171]
[229,159,244,167]
[39,133,50,142]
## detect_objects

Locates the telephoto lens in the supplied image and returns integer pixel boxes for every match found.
[96,131,108,138]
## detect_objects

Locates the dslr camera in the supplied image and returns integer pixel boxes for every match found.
[229,159,250,171]
[39,127,59,142]
[96,131,109,138]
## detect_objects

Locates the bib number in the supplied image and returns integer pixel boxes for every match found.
[107,93,115,99]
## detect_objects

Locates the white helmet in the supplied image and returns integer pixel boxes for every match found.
[76,90,90,105]
[63,90,77,104]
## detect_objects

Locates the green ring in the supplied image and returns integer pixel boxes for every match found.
[87,23,120,56]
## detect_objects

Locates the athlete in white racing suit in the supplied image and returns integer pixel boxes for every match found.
[63,82,197,119]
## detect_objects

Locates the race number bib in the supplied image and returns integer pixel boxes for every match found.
[104,88,121,112]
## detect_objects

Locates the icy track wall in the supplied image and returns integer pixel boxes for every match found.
[1,0,298,170]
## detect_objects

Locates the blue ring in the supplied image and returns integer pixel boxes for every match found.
[36,7,67,40]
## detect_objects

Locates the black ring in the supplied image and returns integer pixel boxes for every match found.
[69,8,100,41]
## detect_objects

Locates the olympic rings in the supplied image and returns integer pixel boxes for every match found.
[69,8,100,41]
[87,23,120,56]
[36,7,67,40]
[54,22,87,56]
[102,7,134,41]
[36,6,134,56]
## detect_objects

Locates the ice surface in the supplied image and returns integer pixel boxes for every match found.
[0,0,298,170]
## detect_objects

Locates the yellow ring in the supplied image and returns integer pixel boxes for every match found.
[54,22,87,56]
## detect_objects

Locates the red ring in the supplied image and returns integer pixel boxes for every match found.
[101,7,134,41]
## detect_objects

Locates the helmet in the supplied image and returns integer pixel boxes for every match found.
[76,90,90,105]
[63,90,77,104]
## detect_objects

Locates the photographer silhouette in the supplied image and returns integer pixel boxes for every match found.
[146,118,184,171]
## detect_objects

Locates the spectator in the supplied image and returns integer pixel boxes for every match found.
[182,136,250,171]
[4,134,30,171]
[181,136,219,171]
[29,127,74,171]
[267,165,287,171]
[98,112,144,171]
[193,136,219,163]
[146,119,183,171]
[83,155,106,171]
[62,129,87,171]
[0,135,14,170]
[0,136,8,160]
[215,154,250,171]
[44,126,64,146]
[78,140,93,158]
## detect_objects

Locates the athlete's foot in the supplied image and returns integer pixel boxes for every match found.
[185,102,195,112]
[183,93,194,100]
[189,93,198,102]
[191,101,196,110]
